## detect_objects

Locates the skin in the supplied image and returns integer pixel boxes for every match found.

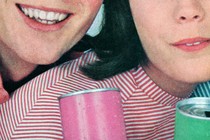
[0,0,102,103]
[130,0,210,97]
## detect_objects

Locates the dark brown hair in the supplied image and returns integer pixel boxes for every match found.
[81,0,147,80]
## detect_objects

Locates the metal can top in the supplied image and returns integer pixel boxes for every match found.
[177,97,210,119]
[58,88,120,99]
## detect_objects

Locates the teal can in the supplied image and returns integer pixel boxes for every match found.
[174,97,210,140]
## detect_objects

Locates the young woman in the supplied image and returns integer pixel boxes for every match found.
[1,0,210,139]
[0,0,102,103]
[81,0,210,139]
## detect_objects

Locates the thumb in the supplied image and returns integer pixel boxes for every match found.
[0,74,9,104]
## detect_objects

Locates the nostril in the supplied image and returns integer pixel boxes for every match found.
[179,15,200,21]
[194,15,199,19]
[180,16,186,20]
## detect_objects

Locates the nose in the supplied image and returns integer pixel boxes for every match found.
[174,0,205,24]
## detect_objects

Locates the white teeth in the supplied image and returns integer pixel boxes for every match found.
[34,9,39,19]
[47,12,55,20]
[186,43,193,46]
[39,10,47,19]
[186,42,201,46]
[20,6,69,25]
[194,42,201,45]
[22,7,28,15]
[28,8,33,18]
[59,14,68,21]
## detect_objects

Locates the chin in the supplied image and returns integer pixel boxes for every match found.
[21,52,61,65]
[179,74,210,84]
[172,62,210,83]
[38,57,61,65]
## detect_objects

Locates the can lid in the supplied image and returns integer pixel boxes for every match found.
[58,88,120,99]
[177,97,210,119]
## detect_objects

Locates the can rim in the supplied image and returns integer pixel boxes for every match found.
[176,97,210,120]
[58,88,120,99]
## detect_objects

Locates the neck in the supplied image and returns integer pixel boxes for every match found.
[142,64,197,98]
[1,60,37,82]
[0,43,37,82]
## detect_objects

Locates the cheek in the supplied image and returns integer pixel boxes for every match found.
[65,0,101,5]
[62,0,71,3]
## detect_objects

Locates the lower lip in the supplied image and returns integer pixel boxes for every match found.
[17,6,71,32]
[172,41,210,52]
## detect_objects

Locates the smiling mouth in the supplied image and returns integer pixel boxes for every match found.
[171,37,210,52]
[16,4,71,25]
[172,38,210,47]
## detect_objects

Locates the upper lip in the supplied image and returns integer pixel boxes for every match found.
[171,37,210,46]
[16,3,72,25]
[16,3,71,14]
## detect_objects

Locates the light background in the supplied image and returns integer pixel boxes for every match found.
[86,5,104,37]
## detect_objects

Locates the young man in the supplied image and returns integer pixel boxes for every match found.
[0,0,103,103]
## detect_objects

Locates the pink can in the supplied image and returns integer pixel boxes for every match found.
[59,88,127,140]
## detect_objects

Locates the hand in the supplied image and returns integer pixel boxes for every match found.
[0,74,9,104]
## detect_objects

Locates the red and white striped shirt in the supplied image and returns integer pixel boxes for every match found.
[0,51,188,140]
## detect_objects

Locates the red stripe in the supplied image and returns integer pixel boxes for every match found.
[0,51,188,139]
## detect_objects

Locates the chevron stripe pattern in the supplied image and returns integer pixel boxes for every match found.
[0,51,187,140]
[193,82,210,97]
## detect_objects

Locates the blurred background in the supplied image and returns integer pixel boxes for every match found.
[86,4,104,37]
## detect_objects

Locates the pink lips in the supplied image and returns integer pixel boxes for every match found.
[16,4,72,32]
[171,37,210,52]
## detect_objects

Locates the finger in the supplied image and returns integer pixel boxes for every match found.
[0,74,9,104]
